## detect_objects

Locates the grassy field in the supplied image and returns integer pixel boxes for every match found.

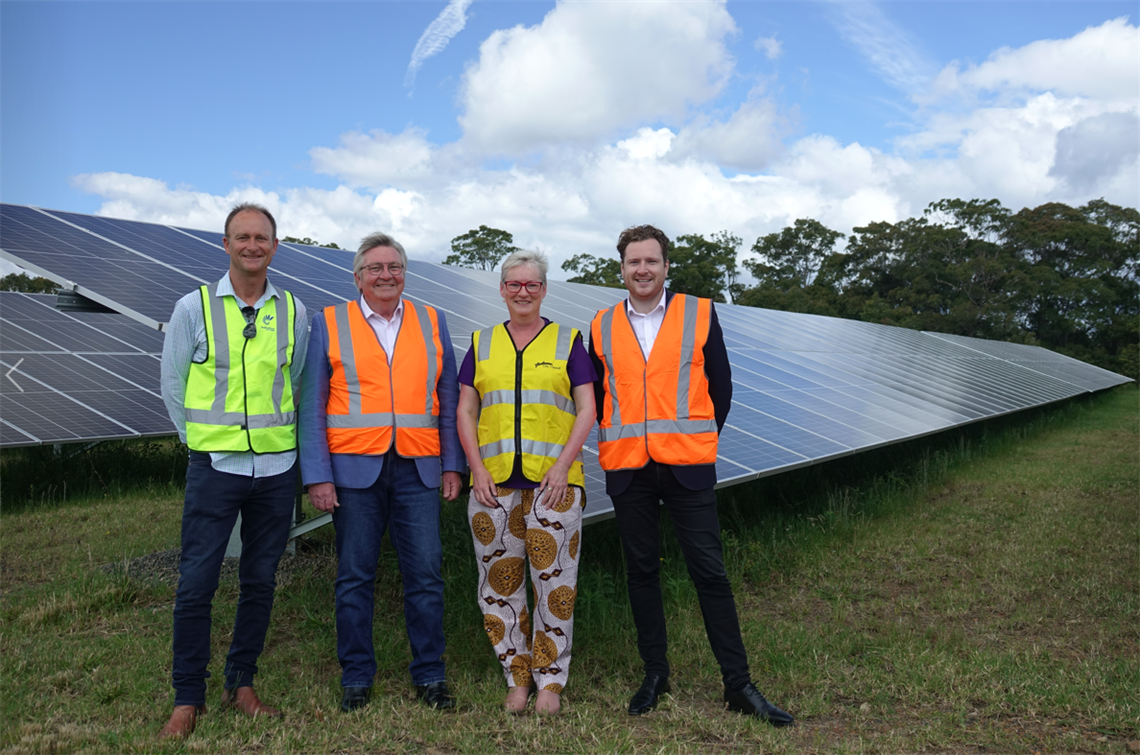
[1,384,1136,754]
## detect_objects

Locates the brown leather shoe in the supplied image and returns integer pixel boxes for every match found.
[157,704,206,739]
[220,686,284,719]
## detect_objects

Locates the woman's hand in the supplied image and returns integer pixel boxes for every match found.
[470,463,500,508]
[457,383,499,507]
[537,461,571,511]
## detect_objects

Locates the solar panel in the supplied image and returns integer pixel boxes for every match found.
[0,292,169,446]
[1,203,1131,526]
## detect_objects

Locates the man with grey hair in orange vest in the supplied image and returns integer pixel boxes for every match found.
[588,224,793,726]
[299,232,464,713]
[159,202,308,739]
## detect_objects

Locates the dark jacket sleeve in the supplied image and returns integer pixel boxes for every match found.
[705,303,732,434]
[589,330,606,423]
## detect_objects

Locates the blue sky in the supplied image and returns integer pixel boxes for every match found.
[2,1,1136,277]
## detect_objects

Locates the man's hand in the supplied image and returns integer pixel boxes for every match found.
[309,481,338,513]
[441,471,462,501]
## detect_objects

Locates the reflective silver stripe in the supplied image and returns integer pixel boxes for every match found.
[648,417,717,435]
[327,412,393,429]
[325,412,441,429]
[478,437,570,460]
[480,389,514,409]
[676,296,699,421]
[249,411,295,429]
[414,304,438,416]
[598,417,716,442]
[271,292,291,413]
[332,303,362,416]
[599,306,622,429]
[204,282,229,416]
[553,324,573,362]
[481,388,574,414]
[186,408,244,426]
[476,327,493,362]
[597,423,646,442]
[185,408,295,429]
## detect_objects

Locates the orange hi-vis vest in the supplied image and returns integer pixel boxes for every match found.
[591,293,719,471]
[323,299,443,457]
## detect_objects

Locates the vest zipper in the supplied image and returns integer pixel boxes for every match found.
[241,322,253,451]
[514,346,523,470]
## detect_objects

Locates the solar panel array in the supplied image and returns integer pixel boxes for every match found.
[1,203,1130,523]
[0,292,167,447]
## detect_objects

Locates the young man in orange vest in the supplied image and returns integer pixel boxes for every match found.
[299,233,464,713]
[588,224,793,726]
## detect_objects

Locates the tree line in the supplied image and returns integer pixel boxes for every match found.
[443,199,1139,379]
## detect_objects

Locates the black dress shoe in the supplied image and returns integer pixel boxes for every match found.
[340,686,371,712]
[628,675,671,716]
[415,681,455,710]
[724,682,794,727]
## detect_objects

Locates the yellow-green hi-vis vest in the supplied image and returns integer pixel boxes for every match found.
[184,283,297,453]
[472,322,584,487]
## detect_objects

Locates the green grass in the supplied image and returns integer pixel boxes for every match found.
[1,385,1136,753]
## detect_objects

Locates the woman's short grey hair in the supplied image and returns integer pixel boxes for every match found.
[500,249,548,284]
[354,232,408,276]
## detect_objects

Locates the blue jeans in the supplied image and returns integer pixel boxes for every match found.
[333,452,446,688]
[171,452,296,706]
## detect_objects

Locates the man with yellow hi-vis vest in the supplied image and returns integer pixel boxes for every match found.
[158,203,309,739]
[588,224,793,727]
[299,232,464,715]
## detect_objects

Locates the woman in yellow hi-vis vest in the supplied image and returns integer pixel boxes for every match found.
[456,250,597,717]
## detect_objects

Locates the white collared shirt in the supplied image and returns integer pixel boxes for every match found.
[359,295,403,364]
[625,288,667,357]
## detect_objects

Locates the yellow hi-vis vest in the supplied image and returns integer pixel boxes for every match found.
[184,283,297,453]
[472,322,585,487]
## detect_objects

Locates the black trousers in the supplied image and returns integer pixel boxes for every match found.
[610,460,751,689]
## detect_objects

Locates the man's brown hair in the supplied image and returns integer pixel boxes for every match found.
[224,202,277,240]
[616,224,670,263]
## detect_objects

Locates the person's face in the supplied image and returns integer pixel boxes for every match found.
[223,210,277,277]
[622,238,668,305]
[500,262,546,321]
[355,246,406,312]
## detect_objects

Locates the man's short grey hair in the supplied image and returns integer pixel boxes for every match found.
[500,249,548,284]
[353,232,408,276]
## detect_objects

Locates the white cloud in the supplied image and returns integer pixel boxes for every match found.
[753,35,782,60]
[831,2,935,94]
[405,0,474,90]
[309,128,436,189]
[616,128,675,161]
[1050,111,1140,194]
[928,18,1139,104]
[69,172,268,233]
[670,94,785,171]
[458,0,737,153]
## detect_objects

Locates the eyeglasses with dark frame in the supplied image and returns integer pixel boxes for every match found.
[360,263,405,277]
[241,306,258,340]
[502,281,544,293]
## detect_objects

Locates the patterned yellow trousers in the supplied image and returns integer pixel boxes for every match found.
[468,485,583,693]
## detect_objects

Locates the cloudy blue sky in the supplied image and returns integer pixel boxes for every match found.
[2,1,1136,277]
